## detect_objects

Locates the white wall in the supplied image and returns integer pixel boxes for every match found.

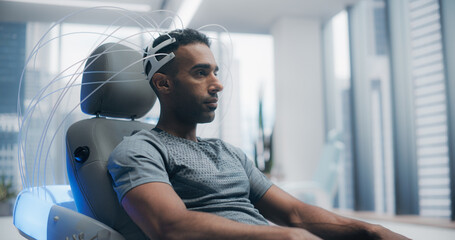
[271,18,325,182]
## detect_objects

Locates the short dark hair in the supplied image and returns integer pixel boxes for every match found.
[153,28,210,56]
[144,28,211,77]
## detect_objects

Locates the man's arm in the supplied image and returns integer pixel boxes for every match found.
[122,182,320,240]
[254,185,410,240]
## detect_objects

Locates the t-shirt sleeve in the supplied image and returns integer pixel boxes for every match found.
[231,146,273,204]
[107,133,170,202]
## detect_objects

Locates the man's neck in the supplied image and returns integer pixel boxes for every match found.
[155,119,198,142]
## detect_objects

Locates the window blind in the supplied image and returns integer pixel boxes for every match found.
[409,0,451,218]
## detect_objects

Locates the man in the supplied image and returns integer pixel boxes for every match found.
[108,28,408,240]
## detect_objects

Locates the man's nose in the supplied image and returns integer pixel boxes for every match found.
[208,75,224,94]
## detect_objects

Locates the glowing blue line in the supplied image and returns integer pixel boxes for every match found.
[16,6,156,189]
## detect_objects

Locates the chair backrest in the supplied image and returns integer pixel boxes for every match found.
[66,43,155,239]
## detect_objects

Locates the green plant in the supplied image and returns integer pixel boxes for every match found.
[0,175,15,202]
[254,95,274,174]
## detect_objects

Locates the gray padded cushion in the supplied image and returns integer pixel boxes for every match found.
[81,43,156,118]
[66,118,152,239]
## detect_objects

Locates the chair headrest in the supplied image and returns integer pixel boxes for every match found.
[81,43,156,119]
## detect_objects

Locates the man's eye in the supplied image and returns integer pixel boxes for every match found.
[197,70,207,76]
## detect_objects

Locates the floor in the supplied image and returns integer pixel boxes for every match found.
[0,217,24,240]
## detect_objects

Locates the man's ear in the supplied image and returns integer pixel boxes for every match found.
[151,73,173,94]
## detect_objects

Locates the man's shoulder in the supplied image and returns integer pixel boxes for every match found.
[117,128,157,145]
[111,129,166,158]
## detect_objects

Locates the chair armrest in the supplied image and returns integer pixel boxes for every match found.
[47,204,125,240]
[14,189,125,240]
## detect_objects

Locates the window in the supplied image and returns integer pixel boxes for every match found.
[388,0,453,219]
[198,32,275,161]
[322,10,355,210]
[407,0,451,218]
[324,0,455,219]
[336,0,396,213]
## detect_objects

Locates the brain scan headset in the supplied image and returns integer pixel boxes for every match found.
[143,37,176,83]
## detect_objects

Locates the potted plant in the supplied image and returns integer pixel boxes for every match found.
[254,96,274,176]
[0,175,16,216]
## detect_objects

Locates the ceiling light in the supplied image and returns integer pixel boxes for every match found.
[3,0,152,12]
[175,0,202,28]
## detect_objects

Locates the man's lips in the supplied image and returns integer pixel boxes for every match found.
[205,98,218,109]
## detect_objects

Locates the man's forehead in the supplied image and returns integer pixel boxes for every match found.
[175,43,217,68]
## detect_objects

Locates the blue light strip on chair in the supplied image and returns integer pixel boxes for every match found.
[13,185,75,239]
[13,190,52,240]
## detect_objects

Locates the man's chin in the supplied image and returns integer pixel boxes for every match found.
[198,114,216,124]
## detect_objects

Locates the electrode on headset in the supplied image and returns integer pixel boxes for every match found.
[143,37,176,82]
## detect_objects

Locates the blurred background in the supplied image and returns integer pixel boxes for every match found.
[0,0,454,239]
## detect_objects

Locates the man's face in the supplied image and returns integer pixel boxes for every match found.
[169,43,223,124]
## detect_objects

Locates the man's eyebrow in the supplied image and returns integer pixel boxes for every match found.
[190,64,219,71]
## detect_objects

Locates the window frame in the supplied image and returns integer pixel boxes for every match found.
[386,0,420,215]
[439,0,455,221]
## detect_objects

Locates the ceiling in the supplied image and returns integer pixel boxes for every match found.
[190,0,361,33]
[0,0,361,34]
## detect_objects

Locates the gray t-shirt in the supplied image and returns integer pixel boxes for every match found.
[108,128,272,226]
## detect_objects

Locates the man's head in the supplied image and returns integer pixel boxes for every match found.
[144,28,211,92]
[145,28,223,125]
